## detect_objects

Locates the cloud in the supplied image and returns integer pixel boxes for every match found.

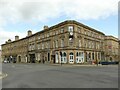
[0,0,118,24]
[0,27,26,49]
[0,0,119,49]
[0,27,37,46]
[65,0,118,20]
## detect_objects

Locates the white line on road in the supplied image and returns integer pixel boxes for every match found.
[12,65,15,68]
[0,72,8,79]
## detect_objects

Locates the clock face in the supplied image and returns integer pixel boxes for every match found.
[69,38,72,40]
[70,32,73,35]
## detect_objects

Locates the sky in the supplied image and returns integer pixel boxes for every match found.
[0,0,119,49]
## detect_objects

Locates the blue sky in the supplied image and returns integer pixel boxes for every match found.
[80,15,118,37]
[3,13,118,37]
[0,0,119,49]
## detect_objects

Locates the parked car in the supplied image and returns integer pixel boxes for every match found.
[3,60,9,63]
[99,61,119,65]
[13,60,16,63]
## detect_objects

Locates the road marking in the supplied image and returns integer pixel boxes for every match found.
[0,72,8,79]
[12,65,15,68]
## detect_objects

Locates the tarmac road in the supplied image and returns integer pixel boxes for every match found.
[2,63,118,88]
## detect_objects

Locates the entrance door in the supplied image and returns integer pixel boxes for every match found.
[62,52,67,63]
[110,57,112,61]
[18,56,21,62]
[69,52,74,64]
[53,55,55,63]
[76,52,83,63]
[30,54,35,63]
[48,53,50,62]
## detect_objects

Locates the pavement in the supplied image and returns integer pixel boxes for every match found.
[50,63,118,67]
[2,63,118,88]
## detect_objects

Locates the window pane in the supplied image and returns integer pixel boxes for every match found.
[61,28,64,33]
[68,26,73,32]
[76,52,79,56]
[64,52,66,56]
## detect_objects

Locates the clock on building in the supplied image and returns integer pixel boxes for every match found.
[70,32,73,35]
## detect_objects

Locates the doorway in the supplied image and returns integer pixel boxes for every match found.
[69,52,74,64]
[18,56,21,62]
[29,54,35,63]
[52,55,55,63]
[110,57,112,61]
[48,53,50,62]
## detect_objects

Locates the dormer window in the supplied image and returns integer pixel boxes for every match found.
[68,26,73,35]
[68,26,74,33]
[68,26,74,41]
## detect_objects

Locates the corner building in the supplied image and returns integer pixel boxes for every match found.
[104,36,119,61]
[1,20,118,64]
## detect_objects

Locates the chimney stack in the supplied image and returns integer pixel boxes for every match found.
[28,30,32,36]
[44,26,48,30]
[5,41,8,44]
[8,39,11,43]
[15,35,19,41]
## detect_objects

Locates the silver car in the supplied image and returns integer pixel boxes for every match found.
[3,60,9,63]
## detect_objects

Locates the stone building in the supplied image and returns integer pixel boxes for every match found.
[1,35,28,63]
[1,20,119,64]
[104,36,119,61]
[0,50,2,62]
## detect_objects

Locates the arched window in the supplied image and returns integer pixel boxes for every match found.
[69,52,74,63]
[76,52,84,64]
[61,52,67,63]
[76,52,79,56]
[63,52,66,57]
[70,52,73,55]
